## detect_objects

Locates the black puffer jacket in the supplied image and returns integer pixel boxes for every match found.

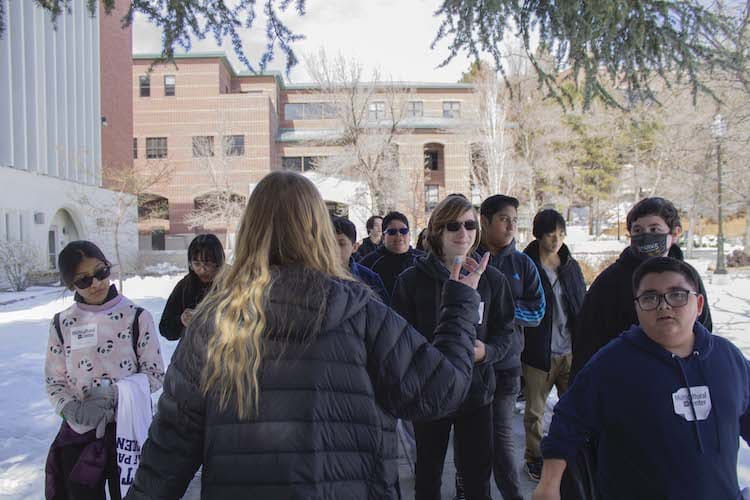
[159,272,212,341]
[126,266,479,500]
[522,241,586,372]
[571,244,713,381]
[358,245,424,297]
[392,253,515,414]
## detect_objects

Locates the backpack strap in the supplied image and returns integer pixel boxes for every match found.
[53,313,63,345]
[131,307,144,357]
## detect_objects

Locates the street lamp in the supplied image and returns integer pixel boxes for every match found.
[711,113,727,275]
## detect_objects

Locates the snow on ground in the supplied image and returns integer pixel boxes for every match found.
[0,261,749,498]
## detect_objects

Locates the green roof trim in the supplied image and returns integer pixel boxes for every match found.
[132,52,475,92]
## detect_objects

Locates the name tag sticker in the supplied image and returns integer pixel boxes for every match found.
[672,386,712,421]
[478,301,485,325]
[70,324,98,350]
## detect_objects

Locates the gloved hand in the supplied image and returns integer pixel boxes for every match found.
[89,382,118,408]
[62,397,114,438]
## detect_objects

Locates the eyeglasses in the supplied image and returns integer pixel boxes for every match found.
[385,228,410,236]
[445,220,478,232]
[191,260,218,271]
[73,266,111,290]
[496,215,519,225]
[634,289,698,311]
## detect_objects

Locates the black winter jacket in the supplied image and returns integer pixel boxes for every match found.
[158,272,212,341]
[522,241,586,372]
[571,244,713,381]
[392,253,516,414]
[354,236,381,262]
[126,266,479,500]
[358,245,424,297]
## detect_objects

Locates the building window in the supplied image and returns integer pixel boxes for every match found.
[407,101,423,118]
[139,75,150,97]
[223,135,245,156]
[305,102,323,120]
[285,102,337,120]
[133,138,137,159]
[282,156,325,171]
[164,75,175,96]
[145,137,167,159]
[284,103,304,120]
[304,157,327,171]
[442,101,461,119]
[425,150,439,171]
[323,103,338,119]
[368,101,386,121]
[425,185,439,212]
[192,136,215,157]
[282,156,303,171]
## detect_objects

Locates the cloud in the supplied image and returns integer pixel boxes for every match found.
[131,0,473,83]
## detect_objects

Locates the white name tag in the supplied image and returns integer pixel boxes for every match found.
[672,386,712,421]
[70,324,98,350]
[477,301,485,325]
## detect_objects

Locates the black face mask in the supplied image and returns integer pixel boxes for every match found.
[631,233,669,258]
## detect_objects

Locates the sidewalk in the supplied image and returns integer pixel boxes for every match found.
[180,407,537,499]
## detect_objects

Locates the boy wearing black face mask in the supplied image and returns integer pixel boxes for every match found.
[570,197,712,382]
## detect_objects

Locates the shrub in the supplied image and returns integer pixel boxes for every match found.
[0,240,40,291]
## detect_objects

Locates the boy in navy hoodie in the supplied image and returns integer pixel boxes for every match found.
[533,257,750,500]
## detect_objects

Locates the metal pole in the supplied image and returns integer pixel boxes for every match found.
[715,139,727,274]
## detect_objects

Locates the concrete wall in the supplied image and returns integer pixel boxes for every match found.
[0,167,138,274]
[0,0,101,185]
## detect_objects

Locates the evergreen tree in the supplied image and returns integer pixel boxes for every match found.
[432,0,737,109]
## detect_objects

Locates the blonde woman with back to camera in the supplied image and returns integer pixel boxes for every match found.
[125,171,489,500]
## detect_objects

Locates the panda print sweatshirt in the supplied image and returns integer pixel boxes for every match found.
[45,287,165,416]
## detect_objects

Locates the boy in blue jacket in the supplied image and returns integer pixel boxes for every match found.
[332,216,389,305]
[533,257,750,500]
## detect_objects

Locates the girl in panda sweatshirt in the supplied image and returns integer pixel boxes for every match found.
[44,241,164,500]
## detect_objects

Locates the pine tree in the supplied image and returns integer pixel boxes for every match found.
[432,0,737,109]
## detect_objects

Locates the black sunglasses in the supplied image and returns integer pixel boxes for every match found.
[73,266,111,290]
[385,227,410,236]
[445,220,478,232]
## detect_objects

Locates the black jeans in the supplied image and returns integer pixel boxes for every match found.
[414,404,493,500]
[492,374,523,500]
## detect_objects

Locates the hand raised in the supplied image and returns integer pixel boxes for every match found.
[449,252,490,290]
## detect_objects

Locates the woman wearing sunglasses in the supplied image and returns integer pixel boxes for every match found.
[393,195,516,500]
[159,234,225,341]
[44,240,165,499]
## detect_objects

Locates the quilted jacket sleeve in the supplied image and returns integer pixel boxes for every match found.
[365,279,479,421]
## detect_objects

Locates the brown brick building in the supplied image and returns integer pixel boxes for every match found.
[132,53,480,250]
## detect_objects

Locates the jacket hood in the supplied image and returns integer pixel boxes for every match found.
[620,321,714,363]
[523,240,573,269]
[265,265,372,338]
[617,243,684,268]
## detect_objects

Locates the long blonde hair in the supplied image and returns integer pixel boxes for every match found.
[199,171,350,419]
